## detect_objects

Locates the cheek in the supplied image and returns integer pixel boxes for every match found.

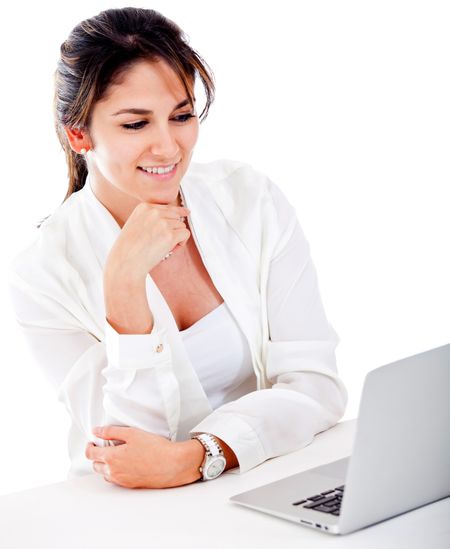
[181,121,199,150]
[94,132,137,174]
[100,133,132,158]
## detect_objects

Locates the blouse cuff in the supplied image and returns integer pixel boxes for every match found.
[104,317,172,370]
[190,413,266,474]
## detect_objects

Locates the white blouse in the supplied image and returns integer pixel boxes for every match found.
[180,301,256,410]
[8,158,348,477]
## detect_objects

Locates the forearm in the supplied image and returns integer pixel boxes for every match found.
[103,269,240,480]
[104,270,154,334]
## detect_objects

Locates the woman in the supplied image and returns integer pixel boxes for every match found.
[8,7,347,489]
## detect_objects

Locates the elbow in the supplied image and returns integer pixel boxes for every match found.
[322,377,348,428]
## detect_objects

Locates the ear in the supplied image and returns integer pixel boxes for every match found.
[63,126,92,154]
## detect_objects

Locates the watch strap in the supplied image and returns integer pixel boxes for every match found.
[194,433,223,457]
[191,433,226,480]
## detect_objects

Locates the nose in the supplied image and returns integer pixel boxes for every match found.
[150,122,179,160]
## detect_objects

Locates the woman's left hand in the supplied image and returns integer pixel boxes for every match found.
[85,425,204,489]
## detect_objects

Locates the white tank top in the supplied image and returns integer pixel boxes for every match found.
[179,301,256,409]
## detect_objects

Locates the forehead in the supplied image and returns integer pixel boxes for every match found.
[98,58,188,109]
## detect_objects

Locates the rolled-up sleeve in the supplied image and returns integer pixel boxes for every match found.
[190,180,347,473]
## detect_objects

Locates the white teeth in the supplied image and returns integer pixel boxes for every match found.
[141,164,175,174]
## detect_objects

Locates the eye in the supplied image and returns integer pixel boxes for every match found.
[121,113,196,131]
[173,113,196,123]
[122,120,148,130]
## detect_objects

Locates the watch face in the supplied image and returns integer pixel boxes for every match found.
[206,457,226,479]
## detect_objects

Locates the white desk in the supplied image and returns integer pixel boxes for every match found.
[1,420,448,549]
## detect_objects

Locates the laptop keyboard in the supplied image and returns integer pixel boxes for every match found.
[292,485,344,516]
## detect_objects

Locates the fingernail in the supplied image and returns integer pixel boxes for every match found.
[93,426,102,435]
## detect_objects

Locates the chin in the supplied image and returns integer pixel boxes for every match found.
[142,188,180,206]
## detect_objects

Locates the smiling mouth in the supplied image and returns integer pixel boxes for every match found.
[137,161,179,179]
[138,163,175,173]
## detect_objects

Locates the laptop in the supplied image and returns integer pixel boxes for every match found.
[230,343,450,534]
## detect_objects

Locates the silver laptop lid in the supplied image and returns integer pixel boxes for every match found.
[339,343,450,534]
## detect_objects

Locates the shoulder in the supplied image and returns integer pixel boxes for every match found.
[185,158,299,259]
[8,190,85,287]
[187,157,295,215]
[185,157,284,209]
[37,188,85,232]
[187,157,271,189]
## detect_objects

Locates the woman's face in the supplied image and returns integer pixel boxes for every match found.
[77,58,199,223]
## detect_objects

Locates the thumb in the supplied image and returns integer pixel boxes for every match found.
[92,424,132,442]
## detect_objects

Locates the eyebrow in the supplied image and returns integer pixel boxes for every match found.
[111,98,193,117]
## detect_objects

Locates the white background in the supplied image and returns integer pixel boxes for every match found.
[1,0,449,496]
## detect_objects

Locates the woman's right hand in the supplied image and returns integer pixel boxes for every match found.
[104,202,191,282]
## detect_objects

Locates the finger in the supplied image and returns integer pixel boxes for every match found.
[163,208,190,220]
[146,203,190,217]
[93,461,111,480]
[171,205,190,215]
[92,461,104,474]
[85,442,107,462]
[165,218,189,230]
[93,425,133,442]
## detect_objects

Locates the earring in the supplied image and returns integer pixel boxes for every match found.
[80,148,87,155]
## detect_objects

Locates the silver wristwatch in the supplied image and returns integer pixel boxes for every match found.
[192,433,227,481]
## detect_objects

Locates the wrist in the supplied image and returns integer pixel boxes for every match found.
[214,436,239,471]
[104,263,146,288]
[103,269,154,335]
[176,439,205,485]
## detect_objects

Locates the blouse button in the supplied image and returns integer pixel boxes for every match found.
[155,343,164,353]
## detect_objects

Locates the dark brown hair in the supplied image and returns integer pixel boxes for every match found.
[54,7,215,202]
